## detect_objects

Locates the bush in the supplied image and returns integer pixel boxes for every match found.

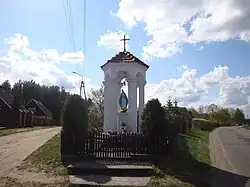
[192,118,217,131]
[140,99,168,137]
[61,94,88,155]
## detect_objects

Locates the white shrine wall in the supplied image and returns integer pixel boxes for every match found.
[102,63,147,133]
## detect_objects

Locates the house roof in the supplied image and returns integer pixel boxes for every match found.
[0,90,32,113]
[101,51,149,69]
[18,105,30,113]
[0,90,14,106]
[166,107,192,120]
[177,107,192,120]
[25,99,53,118]
[0,97,12,110]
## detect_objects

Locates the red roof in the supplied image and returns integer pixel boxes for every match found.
[101,51,149,69]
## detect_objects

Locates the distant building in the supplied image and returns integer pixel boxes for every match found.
[176,107,192,129]
[0,89,33,128]
[25,99,53,126]
[165,106,193,130]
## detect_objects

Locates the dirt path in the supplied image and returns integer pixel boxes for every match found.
[0,127,63,187]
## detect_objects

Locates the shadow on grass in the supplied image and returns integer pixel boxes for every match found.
[186,132,202,139]
[158,129,250,187]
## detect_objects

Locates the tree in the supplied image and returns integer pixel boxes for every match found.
[61,94,88,154]
[1,80,11,91]
[63,94,88,133]
[233,108,245,125]
[88,105,103,133]
[90,86,104,116]
[228,108,236,118]
[166,97,173,108]
[207,104,219,113]
[188,108,199,118]
[140,99,168,137]
[210,108,231,126]
[88,86,104,133]
[198,105,204,114]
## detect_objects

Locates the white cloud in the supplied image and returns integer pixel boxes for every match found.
[197,46,204,51]
[200,65,229,86]
[104,0,250,59]
[144,65,250,116]
[177,65,189,72]
[5,34,30,50]
[97,30,130,52]
[4,34,84,64]
[2,34,250,116]
[0,34,89,94]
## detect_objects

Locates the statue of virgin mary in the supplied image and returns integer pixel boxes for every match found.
[119,89,128,112]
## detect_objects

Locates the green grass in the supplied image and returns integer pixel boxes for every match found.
[244,125,250,130]
[150,128,211,187]
[19,134,67,176]
[0,126,51,137]
[185,129,210,164]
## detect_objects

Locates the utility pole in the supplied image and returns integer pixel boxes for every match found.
[72,71,87,101]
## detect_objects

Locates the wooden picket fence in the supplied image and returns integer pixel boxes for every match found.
[61,131,172,163]
[77,132,170,159]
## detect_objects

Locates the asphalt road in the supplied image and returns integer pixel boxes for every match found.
[211,126,250,187]
[0,127,61,176]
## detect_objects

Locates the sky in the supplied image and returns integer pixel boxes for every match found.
[0,0,250,116]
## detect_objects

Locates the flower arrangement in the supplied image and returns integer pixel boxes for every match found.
[120,108,128,113]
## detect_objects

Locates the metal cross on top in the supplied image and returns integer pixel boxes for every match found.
[120,35,130,52]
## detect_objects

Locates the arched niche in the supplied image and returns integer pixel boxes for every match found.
[115,71,130,100]
[116,70,131,82]
[136,72,143,78]
[135,72,144,82]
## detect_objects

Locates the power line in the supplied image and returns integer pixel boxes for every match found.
[83,0,87,101]
[64,0,87,100]
[66,0,76,51]
[62,0,72,49]
[62,0,76,52]
[82,0,87,79]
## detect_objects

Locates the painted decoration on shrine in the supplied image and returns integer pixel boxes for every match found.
[119,89,128,113]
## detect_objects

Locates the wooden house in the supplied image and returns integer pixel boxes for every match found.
[25,99,53,126]
[176,107,193,129]
[0,89,32,128]
[18,105,34,127]
[165,106,193,132]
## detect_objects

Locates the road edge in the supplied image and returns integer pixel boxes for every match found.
[210,128,242,186]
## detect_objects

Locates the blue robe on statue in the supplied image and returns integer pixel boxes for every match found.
[119,89,128,112]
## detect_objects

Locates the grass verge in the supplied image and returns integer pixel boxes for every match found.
[19,134,67,176]
[0,126,51,137]
[192,118,217,131]
[244,125,250,130]
[0,176,69,187]
[150,128,211,187]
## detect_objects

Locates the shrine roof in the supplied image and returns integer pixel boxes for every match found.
[101,51,149,69]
